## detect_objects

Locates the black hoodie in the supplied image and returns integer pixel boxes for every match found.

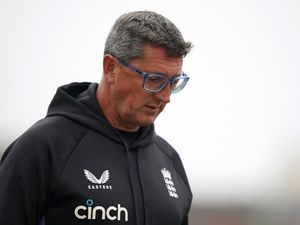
[0,82,192,225]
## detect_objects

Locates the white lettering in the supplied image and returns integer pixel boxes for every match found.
[87,185,112,190]
[106,206,117,220]
[74,206,87,219]
[92,206,105,220]
[74,201,128,221]
[118,204,128,221]
[88,206,92,219]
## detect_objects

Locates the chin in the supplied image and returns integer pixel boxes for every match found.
[138,116,157,127]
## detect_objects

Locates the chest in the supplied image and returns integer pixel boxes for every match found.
[46,133,191,225]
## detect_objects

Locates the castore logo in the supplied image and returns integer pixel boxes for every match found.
[83,169,112,190]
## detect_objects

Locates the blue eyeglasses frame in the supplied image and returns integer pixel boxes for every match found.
[118,59,190,94]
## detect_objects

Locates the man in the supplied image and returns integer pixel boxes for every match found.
[0,10,193,225]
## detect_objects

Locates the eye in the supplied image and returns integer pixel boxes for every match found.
[172,79,179,86]
[147,74,166,82]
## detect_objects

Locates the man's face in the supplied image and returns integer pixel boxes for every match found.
[110,45,183,131]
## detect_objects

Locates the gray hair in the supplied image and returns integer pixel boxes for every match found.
[104,11,192,62]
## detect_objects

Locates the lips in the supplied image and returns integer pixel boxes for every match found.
[144,104,161,113]
[145,104,159,109]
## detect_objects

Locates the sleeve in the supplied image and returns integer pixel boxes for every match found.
[181,214,189,225]
[0,132,52,225]
[154,135,193,225]
[154,135,193,195]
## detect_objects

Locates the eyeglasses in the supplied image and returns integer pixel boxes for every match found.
[118,59,189,94]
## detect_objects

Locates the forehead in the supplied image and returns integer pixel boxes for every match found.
[131,45,183,75]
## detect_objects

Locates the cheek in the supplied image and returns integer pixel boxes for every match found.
[113,75,151,111]
[114,85,145,111]
[115,75,142,98]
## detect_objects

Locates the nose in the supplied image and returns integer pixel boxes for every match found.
[154,83,171,103]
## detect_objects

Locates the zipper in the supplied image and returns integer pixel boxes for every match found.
[137,148,148,225]
[121,138,145,225]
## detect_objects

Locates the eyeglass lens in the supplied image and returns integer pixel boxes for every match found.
[144,75,187,93]
[144,75,168,91]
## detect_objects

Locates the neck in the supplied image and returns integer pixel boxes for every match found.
[96,84,140,132]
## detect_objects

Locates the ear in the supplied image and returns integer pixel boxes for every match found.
[103,54,118,84]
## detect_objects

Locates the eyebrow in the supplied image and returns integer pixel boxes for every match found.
[136,65,181,77]
[121,60,182,77]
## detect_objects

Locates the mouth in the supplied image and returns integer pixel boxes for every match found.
[144,104,161,113]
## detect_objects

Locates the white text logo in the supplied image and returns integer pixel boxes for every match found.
[83,169,112,190]
[161,168,178,198]
[74,199,128,221]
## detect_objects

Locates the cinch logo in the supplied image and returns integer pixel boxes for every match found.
[83,169,112,190]
[74,199,128,221]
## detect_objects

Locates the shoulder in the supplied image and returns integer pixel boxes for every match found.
[153,135,191,188]
[1,115,88,164]
[27,115,87,139]
[22,115,87,145]
[154,135,178,159]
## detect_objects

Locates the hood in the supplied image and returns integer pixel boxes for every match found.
[46,82,155,148]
